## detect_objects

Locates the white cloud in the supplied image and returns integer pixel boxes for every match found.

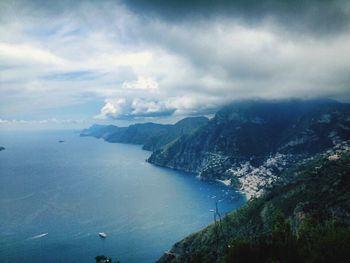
[96,97,175,119]
[131,98,174,117]
[81,52,153,72]
[122,76,158,90]
[0,118,86,126]
[0,0,350,124]
[0,43,65,66]
[96,98,127,119]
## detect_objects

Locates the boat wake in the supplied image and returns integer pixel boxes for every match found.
[28,233,48,240]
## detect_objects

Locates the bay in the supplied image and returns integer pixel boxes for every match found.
[0,130,245,263]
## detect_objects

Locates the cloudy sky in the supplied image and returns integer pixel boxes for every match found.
[1,0,350,128]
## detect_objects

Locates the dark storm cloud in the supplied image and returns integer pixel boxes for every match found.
[122,0,350,35]
[8,0,349,35]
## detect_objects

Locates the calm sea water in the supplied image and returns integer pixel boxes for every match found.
[0,130,245,263]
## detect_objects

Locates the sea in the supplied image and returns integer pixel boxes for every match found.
[0,130,246,263]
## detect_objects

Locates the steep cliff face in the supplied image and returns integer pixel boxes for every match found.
[157,143,350,263]
[148,100,350,197]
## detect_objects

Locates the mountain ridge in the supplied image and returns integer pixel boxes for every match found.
[80,116,209,150]
[81,99,350,198]
[148,99,350,198]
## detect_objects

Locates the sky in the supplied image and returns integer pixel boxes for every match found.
[1,0,350,129]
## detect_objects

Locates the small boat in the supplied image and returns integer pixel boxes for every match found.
[98,232,107,238]
[58,140,65,143]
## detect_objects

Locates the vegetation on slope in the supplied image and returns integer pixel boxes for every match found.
[158,144,350,263]
[149,99,350,174]
[142,116,208,151]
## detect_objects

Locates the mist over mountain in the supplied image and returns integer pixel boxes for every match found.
[3,0,350,262]
[81,98,350,262]
[83,99,350,198]
[2,0,350,128]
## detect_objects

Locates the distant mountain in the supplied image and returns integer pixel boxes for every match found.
[81,122,170,145]
[148,99,350,197]
[157,142,350,263]
[80,124,124,139]
[80,116,209,149]
[106,122,172,145]
[142,117,209,151]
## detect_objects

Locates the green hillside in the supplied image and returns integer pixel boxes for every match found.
[157,142,350,263]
